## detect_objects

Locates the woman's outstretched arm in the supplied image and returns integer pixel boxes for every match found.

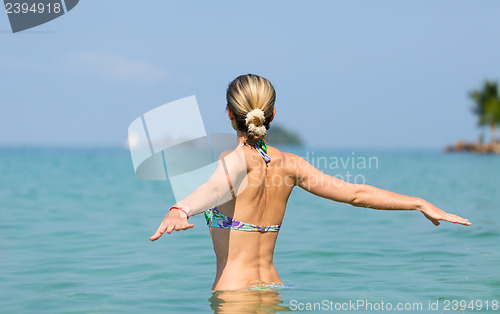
[149,149,248,241]
[287,153,471,226]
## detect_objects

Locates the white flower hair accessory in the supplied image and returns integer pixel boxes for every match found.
[245,108,267,136]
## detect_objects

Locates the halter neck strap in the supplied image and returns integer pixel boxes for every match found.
[244,139,271,164]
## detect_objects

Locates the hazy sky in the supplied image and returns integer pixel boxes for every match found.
[1,1,499,149]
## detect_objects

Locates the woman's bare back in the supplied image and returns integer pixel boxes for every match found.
[210,145,296,290]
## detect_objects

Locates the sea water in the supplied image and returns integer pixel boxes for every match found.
[0,147,499,313]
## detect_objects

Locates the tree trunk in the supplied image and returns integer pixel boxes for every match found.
[491,122,498,143]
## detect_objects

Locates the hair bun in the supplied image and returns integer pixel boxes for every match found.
[245,109,267,136]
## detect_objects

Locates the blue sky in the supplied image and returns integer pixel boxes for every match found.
[1,1,499,149]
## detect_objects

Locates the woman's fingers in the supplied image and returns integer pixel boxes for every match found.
[151,221,169,239]
[149,219,195,241]
[166,224,175,234]
[444,213,471,226]
[149,227,165,241]
[423,210,471,226]
[178,223,195,231]
[424,213,440,226]
[176,223,192,230]
[164,220,194,233]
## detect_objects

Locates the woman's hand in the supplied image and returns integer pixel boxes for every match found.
[149,208,194,241]
[418,200,471,226]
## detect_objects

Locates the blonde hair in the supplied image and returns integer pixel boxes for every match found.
[226,74,276,141]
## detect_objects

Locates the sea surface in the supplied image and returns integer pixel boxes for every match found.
[1,146,499,313]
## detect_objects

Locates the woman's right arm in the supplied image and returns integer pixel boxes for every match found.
[149,149,248,241]
[286,153,470,226]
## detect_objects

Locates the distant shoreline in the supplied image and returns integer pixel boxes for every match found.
[445,141,500,154]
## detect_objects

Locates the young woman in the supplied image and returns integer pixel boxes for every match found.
[149,74,471,291]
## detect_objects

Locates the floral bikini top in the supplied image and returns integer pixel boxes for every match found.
[203,139,281,232]
[204,207,281,232]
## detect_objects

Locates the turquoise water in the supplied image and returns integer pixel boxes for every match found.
[1,147,499,313]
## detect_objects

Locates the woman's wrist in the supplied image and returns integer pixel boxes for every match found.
[170,206,189,219]
[414,197,426,212]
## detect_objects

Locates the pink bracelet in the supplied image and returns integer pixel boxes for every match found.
[170,206,189,219]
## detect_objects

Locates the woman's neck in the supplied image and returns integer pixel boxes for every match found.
[235,130,265,147]
[236,131,247,147]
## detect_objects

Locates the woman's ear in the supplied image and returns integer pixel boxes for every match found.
[227,106,235,120]
[269,107,276,122]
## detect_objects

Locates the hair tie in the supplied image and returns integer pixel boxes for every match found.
[245,109,267,136]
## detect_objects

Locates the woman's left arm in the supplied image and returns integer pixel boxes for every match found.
[346,184,471,226]
[290,153,471,227]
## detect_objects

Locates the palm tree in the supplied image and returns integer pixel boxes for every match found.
[469,81,500,143]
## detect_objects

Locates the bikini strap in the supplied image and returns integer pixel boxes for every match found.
[244,139,271,164]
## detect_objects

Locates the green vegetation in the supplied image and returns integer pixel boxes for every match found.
[469,80,500,143]
[267,124,303,145]
[446,80,500,153]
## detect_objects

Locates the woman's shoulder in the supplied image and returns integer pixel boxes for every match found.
[266,146,304,161]
[215,148,247,171]
[267,146,310,169]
